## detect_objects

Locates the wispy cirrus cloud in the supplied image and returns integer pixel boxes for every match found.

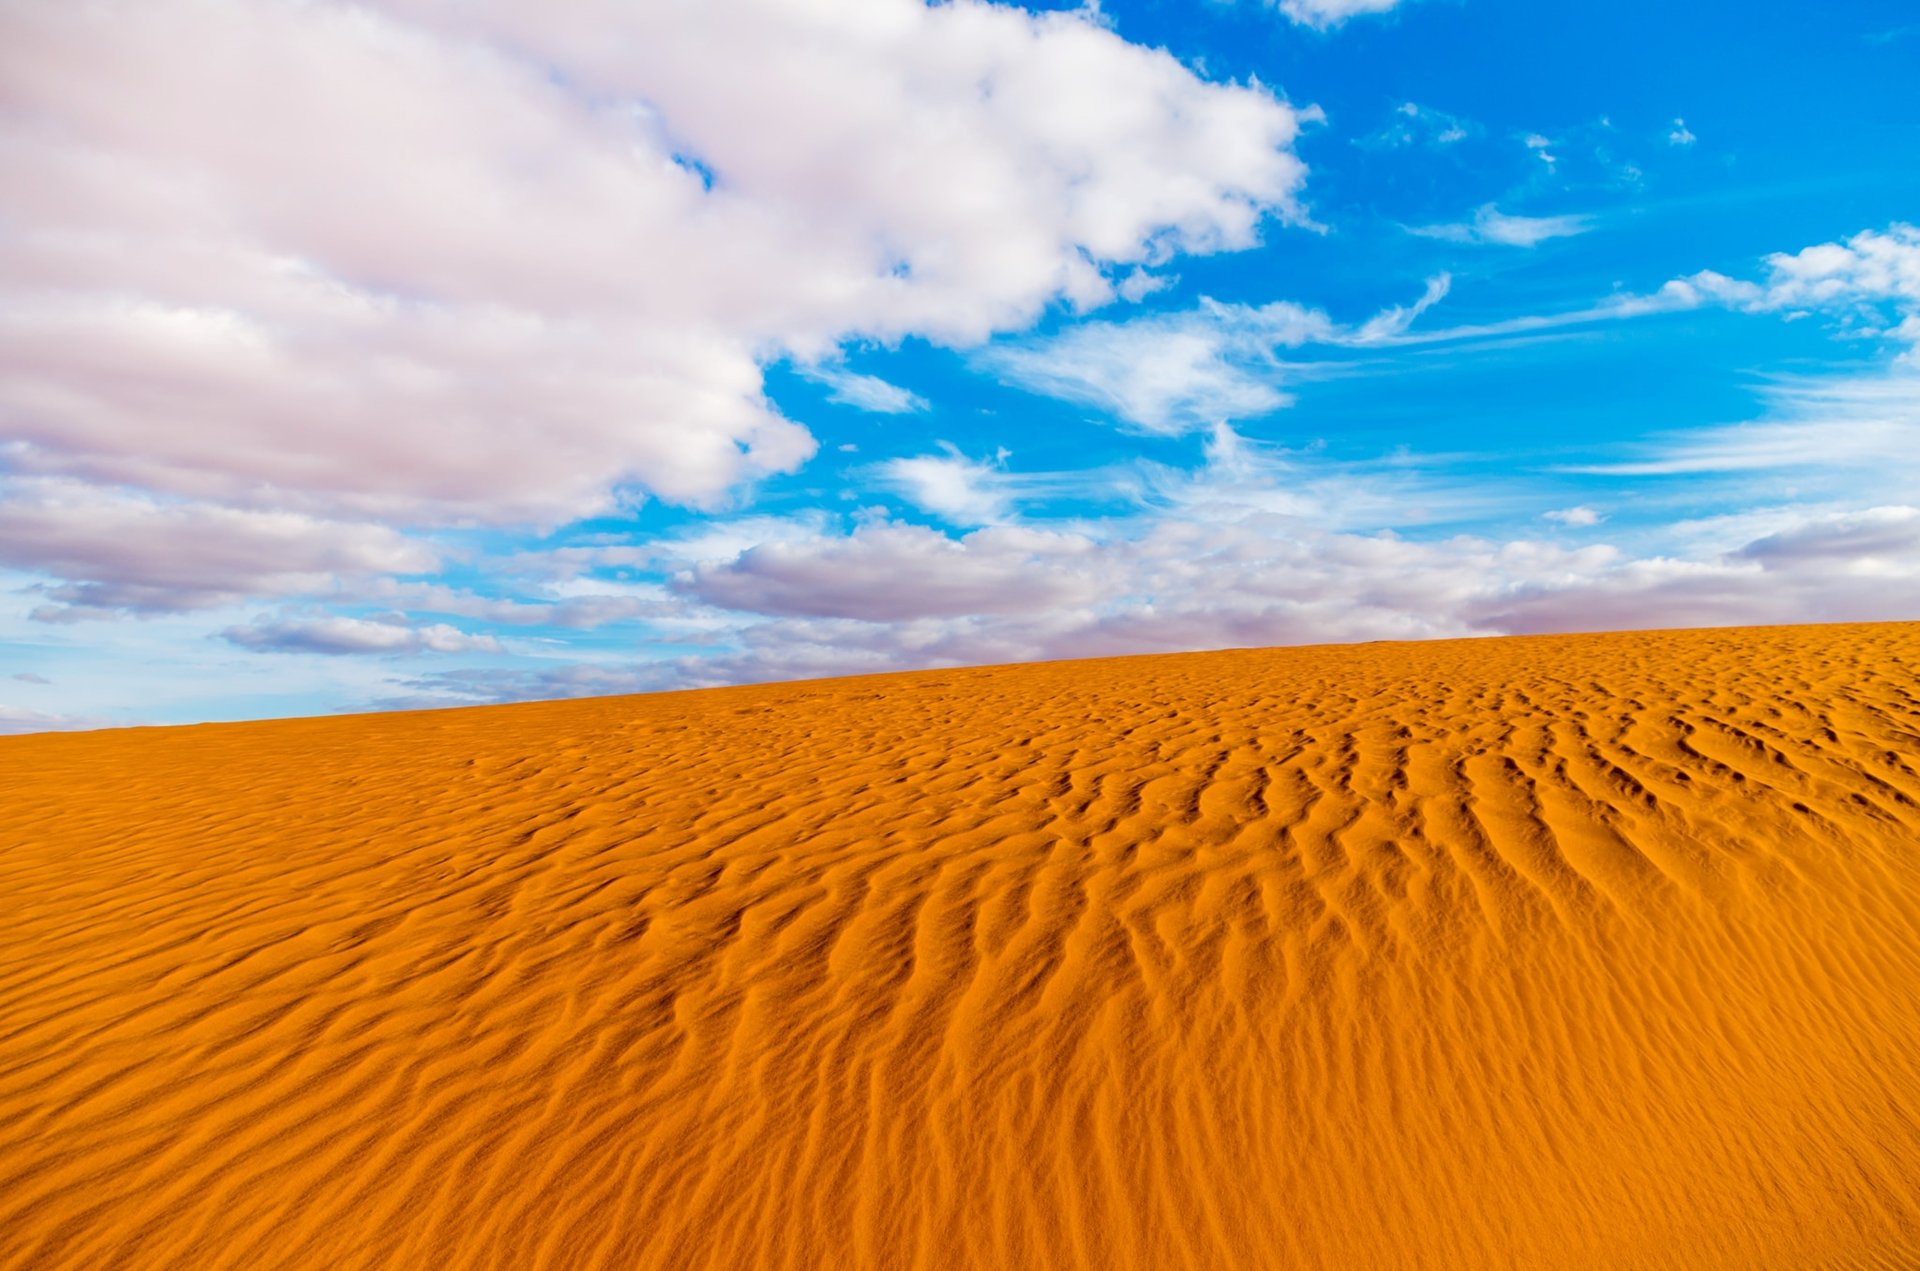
[1358,101,1473,149]
[1572,368,1920,482]
[979,275,1450,432]
[1269,0,1407,31]
[1408,203,1593,247]
[799,364,929,414]
[1574,225,1920,483]
[987,221,1920,440]
[878,448,1021,526]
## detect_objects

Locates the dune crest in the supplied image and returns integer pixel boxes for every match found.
[5,623,1920,1268]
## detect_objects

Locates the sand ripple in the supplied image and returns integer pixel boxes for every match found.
[4,623,1920,1268]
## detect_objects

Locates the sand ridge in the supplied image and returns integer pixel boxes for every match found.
[3,622,1920,1268]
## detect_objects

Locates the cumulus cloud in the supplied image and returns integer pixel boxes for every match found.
[1116,269,1174,303]
[1735,505,1920,569]
[1476,507,1920,633]
[0,0,1312,602]
[0,479,437,619]
[285,404,1920,713]
[15,18,1920,733]
[748,502,1916,656]
[679,522,1102,621]
[499,432,1918,691]
[1668,118,1697,147]
[389,217,1915,693]
[1409,204,1593,248]
[405,497,1920,704]
[560,402,1920,690]
[221,613,503,655]
[1675,223,1920,345]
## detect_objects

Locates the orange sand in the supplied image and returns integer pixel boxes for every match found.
[5,623,1920,1269]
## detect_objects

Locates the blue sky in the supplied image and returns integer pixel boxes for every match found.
[2,0,1918,730]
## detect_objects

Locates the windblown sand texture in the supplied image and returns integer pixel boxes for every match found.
[5,623,1920,1269]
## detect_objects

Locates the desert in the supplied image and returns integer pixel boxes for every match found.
[3,621,1919,1268]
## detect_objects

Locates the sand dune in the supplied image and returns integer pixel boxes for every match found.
[4,623,1920,1268]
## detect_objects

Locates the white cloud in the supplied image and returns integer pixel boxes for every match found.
[875,422,1504,534]
[975,221,1920,447]
[0,0,1312,603]
[222,613,503,655]
[1116,268,1174,302]
[0,478,437,619]
[1271,0,1406,30]
[1681,223,1920,340]
[0,705,115,736]
[1353,273,1454,339]
[17,481,1919,729]
[1409,204,1593,248]
[679,522,1102,621]
[361,579,684,631]
[799,363,928,414]
[1361,102,1472,149]
[1668,118,1697,147]
[419,497,1920,701]
[878,448,1020,525]
[981,310,1297,433]
[980,275,1448,432]
[1378,226,1920,349]
[439,371,1920,694]
[637,430,1920,677]
[1568,229,1920,485]
[1574,367,1920,486]
[1736,505,1920,569]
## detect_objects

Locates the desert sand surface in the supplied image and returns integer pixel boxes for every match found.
[4,622,1920,1269]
